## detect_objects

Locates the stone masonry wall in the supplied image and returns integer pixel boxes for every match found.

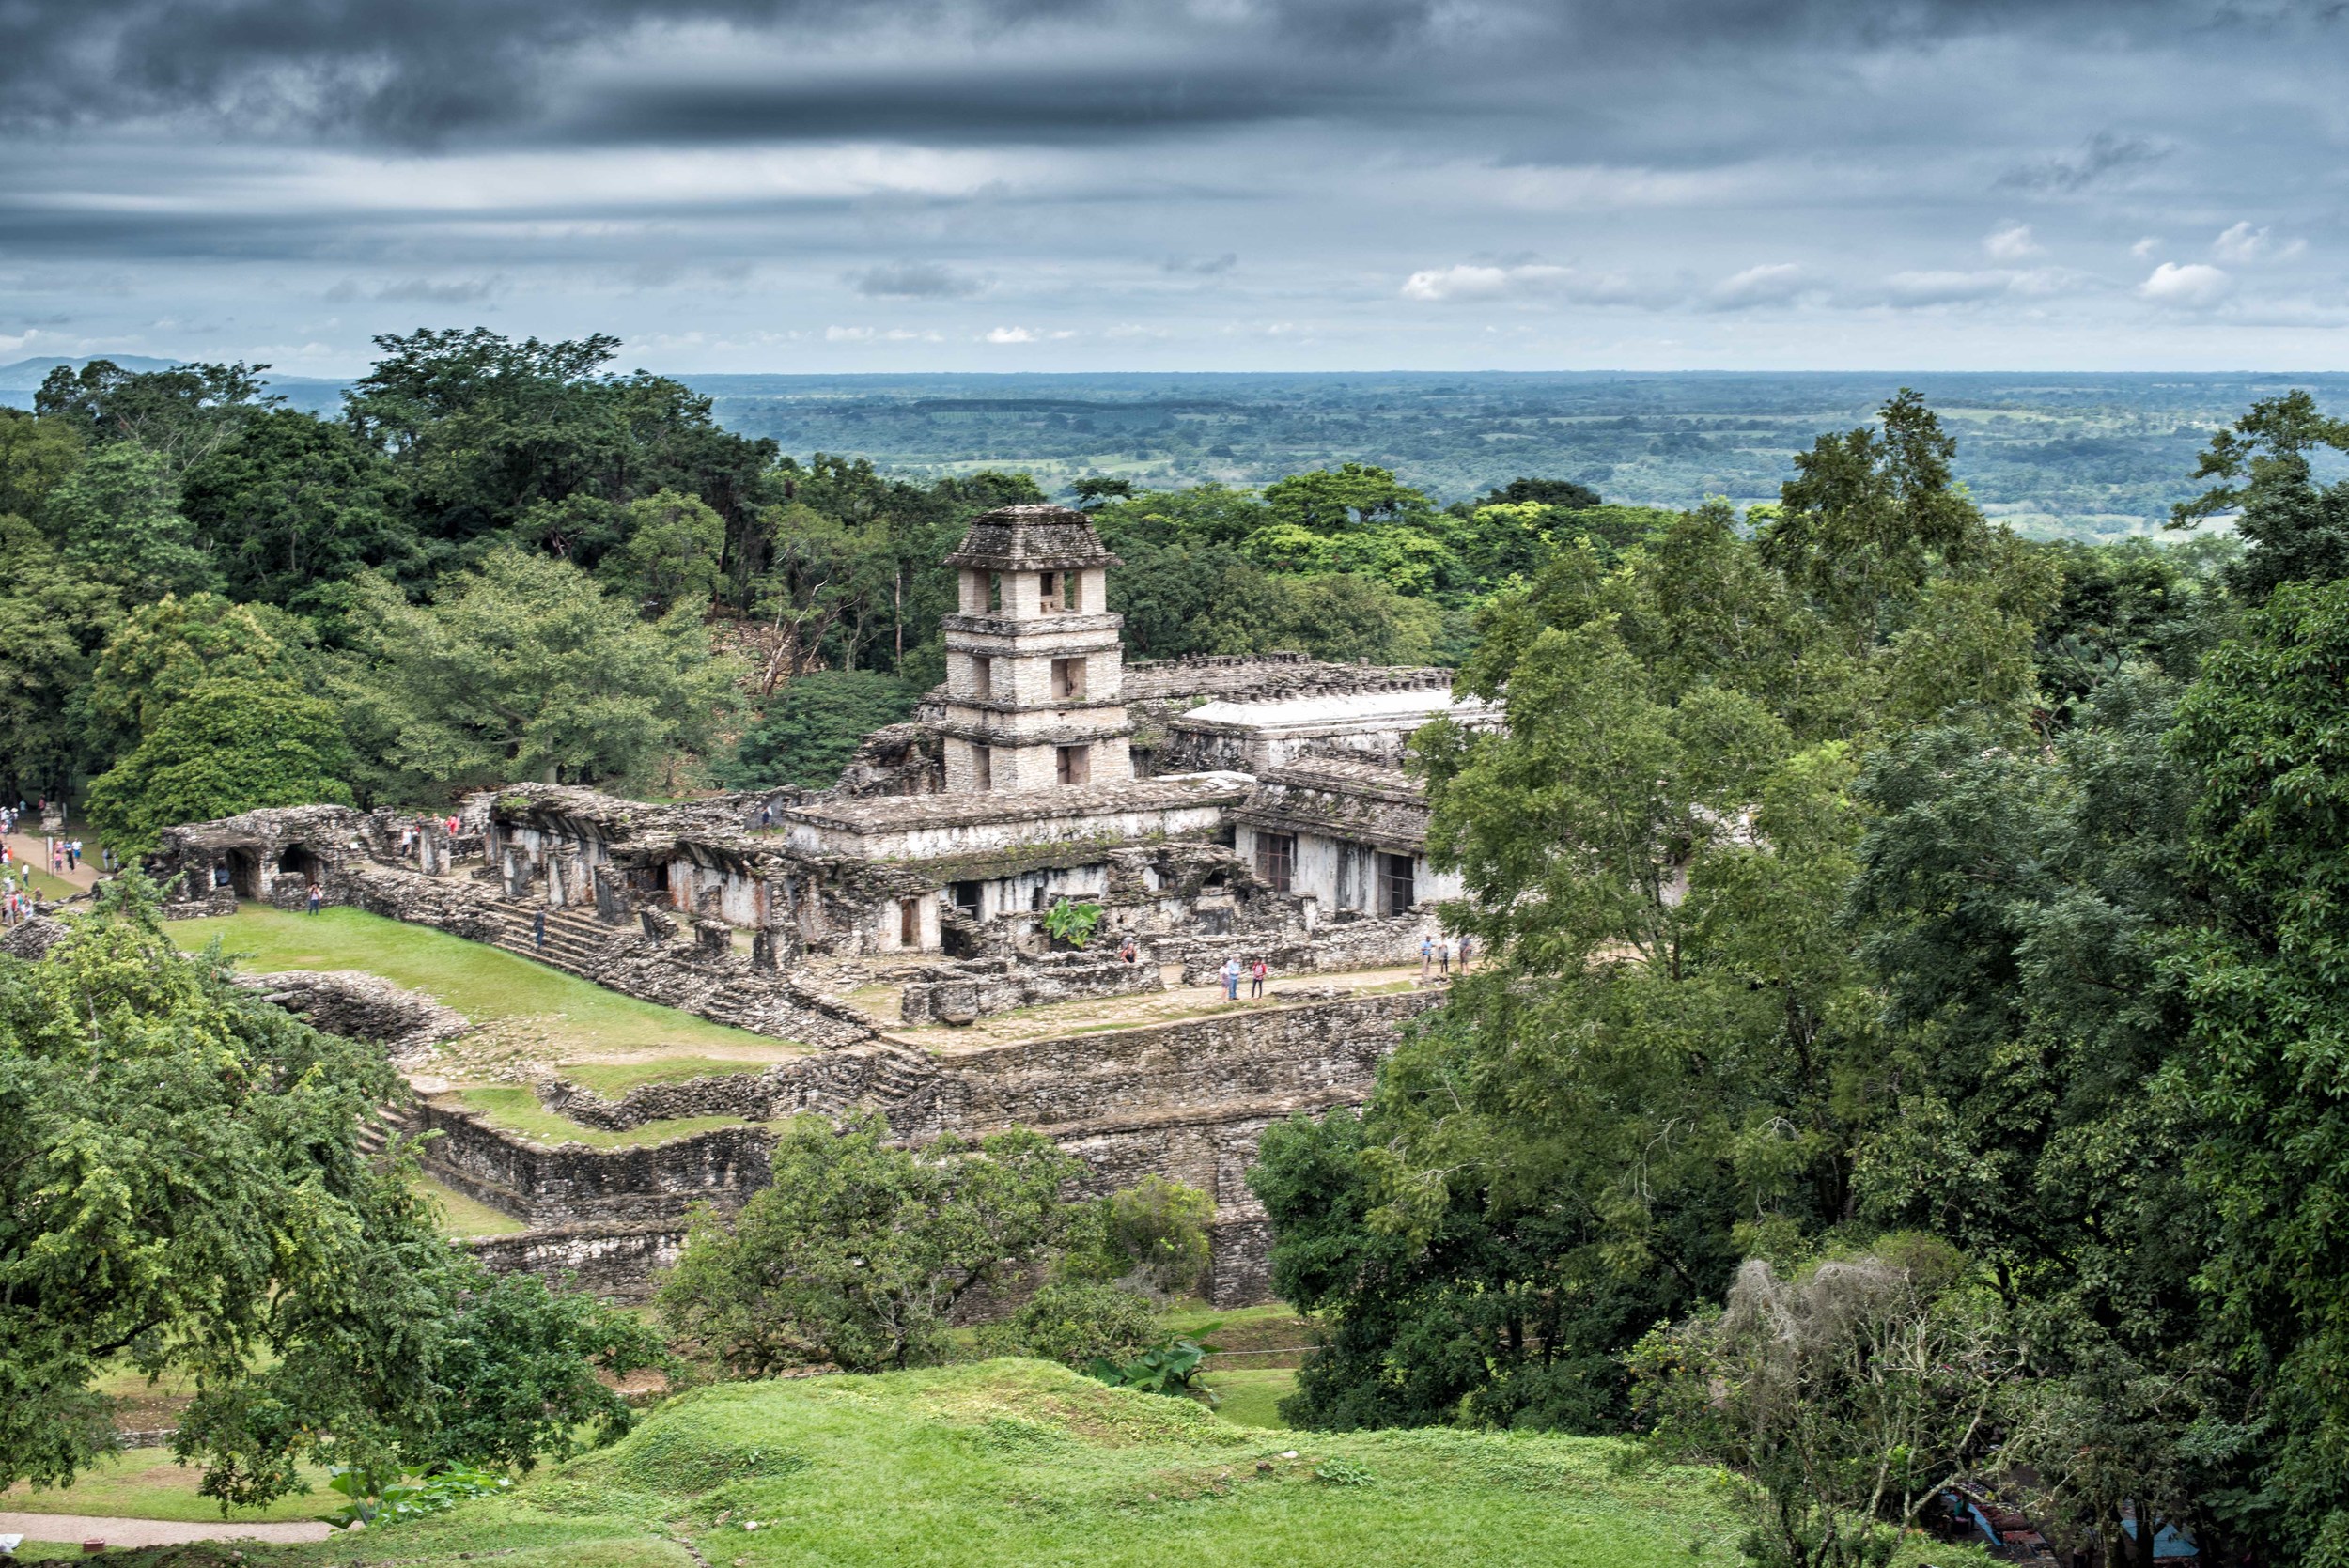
[898,950,1160,1025]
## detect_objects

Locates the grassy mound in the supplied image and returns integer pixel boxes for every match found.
[55,1359,1741,1567]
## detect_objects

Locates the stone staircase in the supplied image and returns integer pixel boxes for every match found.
[355,1099,418,1161]
[479,899,623,979]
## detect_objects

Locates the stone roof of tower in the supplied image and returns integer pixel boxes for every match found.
[944,503,1122,571]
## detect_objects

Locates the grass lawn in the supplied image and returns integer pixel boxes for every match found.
[1201,1367,1297,1428]
[0,1448,334,1524]
[168,906,799,1061]
[415,1172,530,1236]
[454,1086,761,1151]
[70,1359,1768,1568]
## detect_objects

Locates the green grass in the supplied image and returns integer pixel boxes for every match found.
[76,1359,1741,1567]
[455,1086,759,1150]
[557,1057,769,1099]
[167,905,797,1058]
[0,1448,334,1524]
[415,1172,530,1236]
[1200,1368,1297,1429]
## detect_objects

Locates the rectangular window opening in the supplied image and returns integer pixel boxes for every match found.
[1382,852,1416,915]
[1038,570,1065,613]
[1257,832,1297,893]
[971,655,992,700]
[972,744,992,791]
[899,897,922,947]
[1057,744,1092,786]
[988,572,1004,612]
[1050,657,1086,701]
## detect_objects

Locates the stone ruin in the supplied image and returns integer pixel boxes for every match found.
[139,504,1500,1304]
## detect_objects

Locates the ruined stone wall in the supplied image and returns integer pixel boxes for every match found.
[1161,910,1435,984]
[460,990,1439,1304]
[414,1101,776,1227]
[230,970,469,1061]
[468,1222,689,1304]
[898,950,1160,1025]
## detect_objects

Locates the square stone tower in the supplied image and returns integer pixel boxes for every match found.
[940,504,1136,793]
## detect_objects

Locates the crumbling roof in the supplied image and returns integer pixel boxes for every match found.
[1235,759,1433,853]
[770,772,1252,836]
[943,503,1122,571]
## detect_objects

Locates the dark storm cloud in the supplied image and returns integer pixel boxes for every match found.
[0,0,2288,150]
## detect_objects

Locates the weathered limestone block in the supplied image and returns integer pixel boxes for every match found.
[898,950,1159,1025]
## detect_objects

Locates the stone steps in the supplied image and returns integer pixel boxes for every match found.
[355,1101,417,1159]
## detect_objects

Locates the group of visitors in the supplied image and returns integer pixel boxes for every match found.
[1419,933,1470,979]
[397,815,466,859]
[1217,955,1274,1001]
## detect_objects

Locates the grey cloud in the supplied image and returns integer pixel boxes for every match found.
[1999,132,2167,192]
[1163,254,1237,275]
[327,276,506,303]
[850,262,986,298]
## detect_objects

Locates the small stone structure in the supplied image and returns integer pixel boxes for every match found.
[142,502,1492,1303]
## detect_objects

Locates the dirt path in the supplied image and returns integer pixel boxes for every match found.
[4,831,98,892]
[0,1511,334,1546]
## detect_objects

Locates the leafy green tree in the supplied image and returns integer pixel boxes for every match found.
[2170,388,2349,603]
[334,548,739,799]
[85,677,353,852]
[608,488,726,615]
[659,1113,1081,1374]
[0,516,122,802]
[1759,389,1992,651]
[718,671,915,790]
[343,328,780,580]
[82,593,302,768]
[2164,577,2349,1561]
[1201,569,1440,665]
[36,358,277,476]
[979,1281,1161,1370]
[179,409,417,623]
[0,878,657,1502]
[0,407,85,519]
[42,440,218,600]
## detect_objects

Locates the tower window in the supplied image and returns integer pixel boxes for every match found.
[972,744,992,791]
[1064,572,1082,612]
[1057,744,1092,786]
[971,654,992,700]
[1050,657,1086,701]
[1256,832,1297,893]
[1038,570,1065,613]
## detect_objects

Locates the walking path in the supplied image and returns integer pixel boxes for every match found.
[4,831,99,893]
[0,1510,334,1546]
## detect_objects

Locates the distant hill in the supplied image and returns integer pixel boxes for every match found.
[0,353,182,390]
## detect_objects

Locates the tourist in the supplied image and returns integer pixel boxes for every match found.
[1420,934,1434,980]
[66,840,79,873]
[534,908,548,951]
[1250,957,1268,999]
[1118,934,1138,964]
[1438,939,1451,977]
[1458,934,1473,972]
[306,882,322,914]
[1220,955,1241,1001]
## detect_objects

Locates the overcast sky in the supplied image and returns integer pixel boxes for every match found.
[1,0,2343,375]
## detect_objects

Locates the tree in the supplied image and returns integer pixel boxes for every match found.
[659,1113,1081,1375]
[2163,577,2349,1561]
[334,548,739,799]
[717,671,916,790]
[2169,388,2349,603]
[0,877,657,1502]
[36,358,277,476]
[0,516,122,802]
[179,409,417,623]
[980,1281,1162,1370]
[1631,1241,2024,1568]
[1759,389,1992,651]
[82,593,301,768]
[1201,569,1440,665]
[85,677,354,853]
[608,489,726,616]
[0,407,85,520]
[42,440,218,600]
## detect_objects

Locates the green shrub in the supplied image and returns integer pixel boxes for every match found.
[981,1281,1161,1369]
